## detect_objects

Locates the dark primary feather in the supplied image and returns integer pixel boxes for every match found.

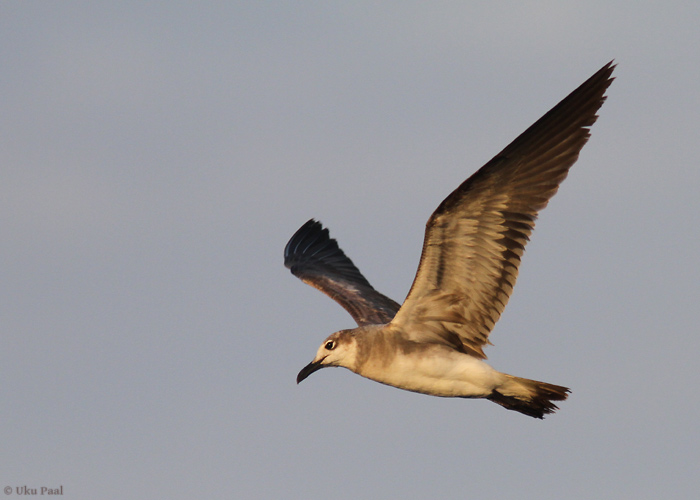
[284,219,401,326]
[391,61,615,359]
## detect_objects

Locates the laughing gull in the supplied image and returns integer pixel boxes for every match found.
[285,62,614,418]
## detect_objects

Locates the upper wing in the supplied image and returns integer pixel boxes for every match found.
[390,61,615,359]
[284,219,401,326]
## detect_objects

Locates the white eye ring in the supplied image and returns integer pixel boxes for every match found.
[325,340,335,350]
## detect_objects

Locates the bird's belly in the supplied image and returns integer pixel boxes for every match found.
[359,347,500,398]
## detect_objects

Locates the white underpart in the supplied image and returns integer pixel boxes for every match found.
[355,345,502,398]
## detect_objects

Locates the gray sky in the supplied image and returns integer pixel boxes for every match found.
[2,3,699,499]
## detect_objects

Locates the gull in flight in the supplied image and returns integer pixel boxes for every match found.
[285,62,614,418]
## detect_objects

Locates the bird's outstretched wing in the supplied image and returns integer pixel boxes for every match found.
[284,219,401,326]
[390,61,615,359]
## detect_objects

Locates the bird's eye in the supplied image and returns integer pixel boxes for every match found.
[325,341,335,350]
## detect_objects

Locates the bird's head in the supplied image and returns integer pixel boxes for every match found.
[296,330,358,383]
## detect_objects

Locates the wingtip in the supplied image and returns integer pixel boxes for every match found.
[283,218,325,268]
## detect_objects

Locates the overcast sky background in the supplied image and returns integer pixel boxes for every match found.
[2,3,699,499]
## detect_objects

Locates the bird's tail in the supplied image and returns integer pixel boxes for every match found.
[487,374,570,419]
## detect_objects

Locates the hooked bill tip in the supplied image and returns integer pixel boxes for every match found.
[296,359,323,384]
